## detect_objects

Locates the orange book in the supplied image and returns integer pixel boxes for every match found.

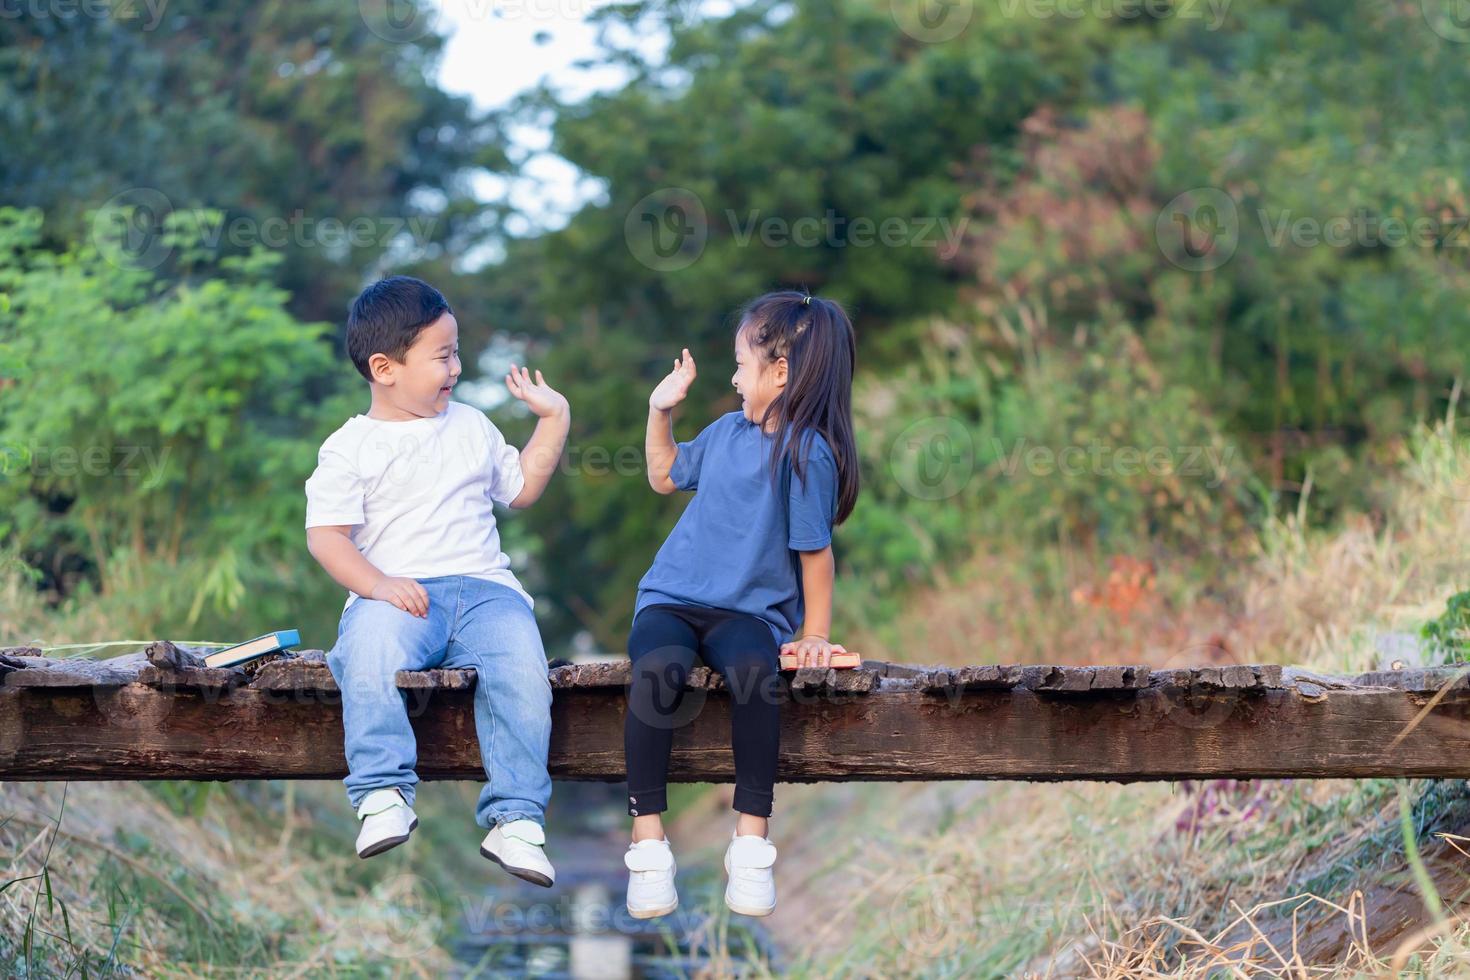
[779,650,861,670]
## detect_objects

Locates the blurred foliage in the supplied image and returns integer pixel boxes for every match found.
[1423,591,1470,664]
[840,317,1260,628]
[1107,0,1470,512]
[0,206,356,644]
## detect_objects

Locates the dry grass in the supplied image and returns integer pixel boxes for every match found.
[0,768,496,975]
[0,553,117,651]
[0,560,415,973]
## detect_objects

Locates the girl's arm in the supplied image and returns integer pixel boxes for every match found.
[646,348,697,494]
[783,545,848,668]
[646,406,679,494]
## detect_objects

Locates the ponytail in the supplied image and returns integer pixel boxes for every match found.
[736,290,860,524]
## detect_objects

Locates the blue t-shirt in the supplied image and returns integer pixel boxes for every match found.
[635,411,839,644]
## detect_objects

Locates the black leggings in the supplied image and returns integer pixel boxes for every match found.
[624,603,781,818]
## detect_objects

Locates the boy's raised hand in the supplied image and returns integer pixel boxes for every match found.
[649,348,696,411]
[505,365,569,418]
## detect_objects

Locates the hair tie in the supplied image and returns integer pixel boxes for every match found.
[802,294,812,306]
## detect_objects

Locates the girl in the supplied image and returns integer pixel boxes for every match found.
[622,290,860,919]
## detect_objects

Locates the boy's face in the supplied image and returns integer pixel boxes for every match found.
[369,312,461,419]
[732,325,787,427]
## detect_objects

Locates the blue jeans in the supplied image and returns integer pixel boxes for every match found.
[325,575,553,829]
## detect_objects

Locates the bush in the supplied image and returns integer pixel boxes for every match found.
[0,206,358,646]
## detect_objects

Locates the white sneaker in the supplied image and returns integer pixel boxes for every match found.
[480,819,555,888]
[355,788,417,859]
[724,833,776,917]
[624,838,678,919]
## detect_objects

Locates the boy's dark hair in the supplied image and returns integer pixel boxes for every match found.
[345,276,452,382]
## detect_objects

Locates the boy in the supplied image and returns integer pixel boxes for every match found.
[304,275,569,886]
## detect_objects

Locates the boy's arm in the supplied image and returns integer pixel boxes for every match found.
[781,545,848,668]
[306,525,428,617]
[509,405,570,509]
[504,365,570,510]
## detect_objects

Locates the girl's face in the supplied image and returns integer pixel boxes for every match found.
[732,325,787,428]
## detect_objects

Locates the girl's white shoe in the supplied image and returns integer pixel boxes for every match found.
[624,837,678,919]
[723,833,777,916]
[355,787,418,859]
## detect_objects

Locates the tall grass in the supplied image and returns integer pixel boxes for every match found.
[0,777,509,976]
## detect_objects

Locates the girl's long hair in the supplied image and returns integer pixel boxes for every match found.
[738,290,859,525]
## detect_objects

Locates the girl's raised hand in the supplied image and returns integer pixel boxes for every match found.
[505,365,569,419]
[649,348,697,411]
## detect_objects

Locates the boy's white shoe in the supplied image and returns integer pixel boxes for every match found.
[624,837,678,919]
[480,819,555,888]
[355,787,418,859]
[724,833,777,917]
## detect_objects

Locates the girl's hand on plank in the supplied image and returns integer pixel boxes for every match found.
[780,636,847,669]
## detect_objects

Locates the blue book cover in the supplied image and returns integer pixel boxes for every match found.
[203,629,301,669]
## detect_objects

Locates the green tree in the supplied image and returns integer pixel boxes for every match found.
[0,2,513,324]
[0,206,355,644]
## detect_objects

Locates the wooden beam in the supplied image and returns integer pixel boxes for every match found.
[2,644,1468,782]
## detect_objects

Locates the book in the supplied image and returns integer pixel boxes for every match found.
[203,630,301,669]
[779,649,862,671]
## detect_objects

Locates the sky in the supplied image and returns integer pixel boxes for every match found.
[423,0,740,408]
[425,0,633,407]
[429,0,649,234]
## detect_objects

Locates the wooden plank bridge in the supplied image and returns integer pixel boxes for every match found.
[2,642,1467,783]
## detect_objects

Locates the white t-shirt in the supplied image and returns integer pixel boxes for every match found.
[304,401,533,613]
